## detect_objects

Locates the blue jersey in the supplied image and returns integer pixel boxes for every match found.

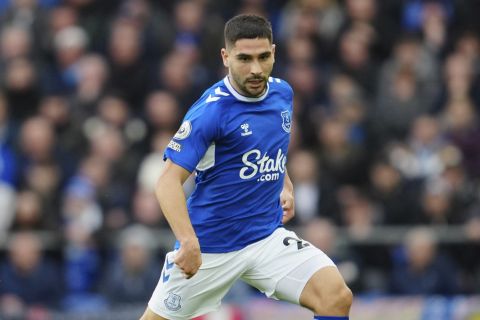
[164,76,293,253]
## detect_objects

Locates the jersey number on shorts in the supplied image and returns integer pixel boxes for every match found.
[283,237,310,250]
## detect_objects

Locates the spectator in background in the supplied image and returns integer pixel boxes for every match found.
[371,65,429,146]
[10,189,50,231]
[171,0,223,81]
[337,186,380,237]
[326,73,367,147]
[316,116,368,186]
[62,219,106,312]
[278,0,344,53]
[454,32,480,108]
[441,161,478,216]
[390,227,459,295]
[70,54,109,124]
[149,1,223,109]
[156,49,193,107]
[144,90,181,133]
[0,0,49,54]
[85,124,141,217]
[62,155,105,232]
[435,52,476,112]
[341,0,400,61]
[288,146,344,226]
[131,187,166,228]
[334,24,378,97]
[283,35,319,70]
[0,232,62,312]
[96,94,147,148]
[0,25,34,89]
[442,98,480,178]
[0,24,32,62]
[137,130,174,191]
[2,57,41,122]
[388,115,450,181]
[23,161,62,224]
[47,4,78,39]
[96,95,127,124]
[376,35,440,118]
[41,25,88,94]
[401,0,451,55]
[142,90,180,152]
[39,94,84,157]
[115,0,175,61]
[107,19,149,109]
[284,59,325,146]
[102,225,160,306]
[18,115,75,185]
[301,218,362,292]
[368,159,419,225]
[287,149,321,224]
[418,177,467,225]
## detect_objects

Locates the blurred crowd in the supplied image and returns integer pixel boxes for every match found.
[1,0,480,318]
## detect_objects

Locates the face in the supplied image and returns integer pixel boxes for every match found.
[221,37,275,97]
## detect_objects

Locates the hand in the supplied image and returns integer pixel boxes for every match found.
[280,189,295,224]
[174,237,202,279]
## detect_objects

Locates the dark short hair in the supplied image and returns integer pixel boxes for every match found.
[224,14,272,48]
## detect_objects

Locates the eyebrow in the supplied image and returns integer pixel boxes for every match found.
[235,51,271,59]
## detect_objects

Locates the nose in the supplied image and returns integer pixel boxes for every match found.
[250,59,262,75]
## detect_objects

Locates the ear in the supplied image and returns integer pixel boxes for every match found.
[221,48,229,68]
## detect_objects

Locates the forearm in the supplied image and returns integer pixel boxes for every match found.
[155,169,197,244]
[155,160,202,278]
[281,171,295,223]
[283,170,293,193]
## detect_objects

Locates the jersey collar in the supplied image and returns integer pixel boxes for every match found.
[223,76,269,103]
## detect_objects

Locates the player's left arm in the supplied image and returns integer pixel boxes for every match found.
[281,170,295,224]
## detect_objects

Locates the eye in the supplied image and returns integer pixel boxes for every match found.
[238,56,250,62]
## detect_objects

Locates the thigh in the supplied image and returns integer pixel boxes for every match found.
[299,266,349,312]
[140,307,168,320]
[148,250,244,320]
[241,228,335,303]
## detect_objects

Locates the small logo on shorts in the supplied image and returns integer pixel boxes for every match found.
[164,292,182,311]
[283,236,310,250]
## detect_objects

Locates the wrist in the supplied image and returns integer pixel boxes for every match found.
[179,236,200,248]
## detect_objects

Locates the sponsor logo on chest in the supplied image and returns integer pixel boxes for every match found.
[239,149,286,181]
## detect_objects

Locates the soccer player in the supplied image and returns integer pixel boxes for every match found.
[141,14,352,320]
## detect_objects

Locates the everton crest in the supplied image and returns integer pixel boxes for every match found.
[164,292,182,311]
[281,110,291,133]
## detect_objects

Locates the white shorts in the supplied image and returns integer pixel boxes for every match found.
[148,227,335,320]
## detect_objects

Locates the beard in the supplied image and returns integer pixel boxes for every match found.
[231,74,268,98]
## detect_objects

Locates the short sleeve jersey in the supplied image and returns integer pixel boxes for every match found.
[164,76,293,253]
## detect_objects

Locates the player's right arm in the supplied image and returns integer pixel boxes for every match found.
[155,159,201,279]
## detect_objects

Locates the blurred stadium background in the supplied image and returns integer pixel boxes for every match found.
[0,0,480,319]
